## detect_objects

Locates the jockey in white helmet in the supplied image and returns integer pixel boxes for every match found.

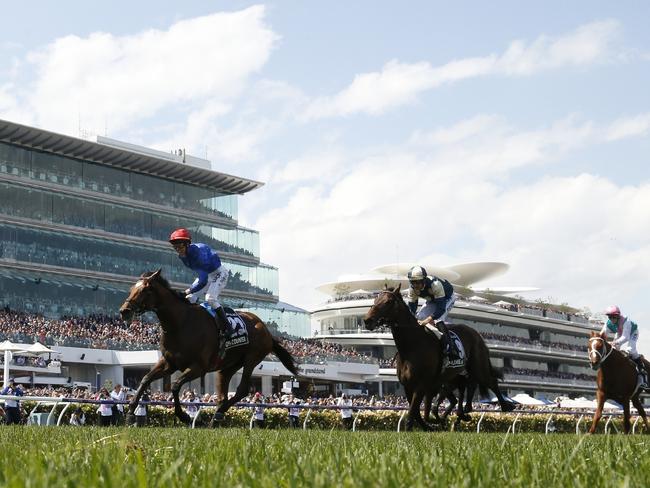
[600,305,646,390]
[406,265,458,361]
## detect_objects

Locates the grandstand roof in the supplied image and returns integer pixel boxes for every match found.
[316,261,511,296]
[0,118,262,194]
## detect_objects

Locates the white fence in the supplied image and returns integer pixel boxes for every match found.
[1,394,642,434]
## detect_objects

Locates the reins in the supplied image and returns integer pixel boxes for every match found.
[588,336,613,367]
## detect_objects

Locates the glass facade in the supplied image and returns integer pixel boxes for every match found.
[0,142,238,219]
[0,182,259,257]
[0,135,310,337]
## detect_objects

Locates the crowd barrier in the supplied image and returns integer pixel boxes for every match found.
[0,395,641,434]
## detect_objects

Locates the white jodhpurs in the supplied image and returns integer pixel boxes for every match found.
[616,334,639,359]
[186,266,229,308]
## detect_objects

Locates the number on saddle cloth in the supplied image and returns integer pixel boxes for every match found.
[222,307,250,349]
[444,331,466,369]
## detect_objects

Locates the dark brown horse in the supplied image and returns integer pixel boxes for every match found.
[587,331,649,434]
[364,285,514,430]
[424,379,477,424]
[119,270,299,425]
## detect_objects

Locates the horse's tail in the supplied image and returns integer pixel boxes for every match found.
[272,338,300,376]
[490,365,504,380]
[477,365,503,398]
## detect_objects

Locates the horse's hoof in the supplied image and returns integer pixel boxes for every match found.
[501,402,516,412]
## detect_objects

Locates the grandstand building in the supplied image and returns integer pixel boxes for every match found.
[0,118,309,391]
[310,262,601,401]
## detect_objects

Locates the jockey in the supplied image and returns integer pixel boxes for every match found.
[600,305,647,389]
[406,265,458,360]
[169,228,230,358]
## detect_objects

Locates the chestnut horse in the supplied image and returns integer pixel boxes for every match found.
[119,270,299,425]
[364,285,514,430]
[587,331,649,434]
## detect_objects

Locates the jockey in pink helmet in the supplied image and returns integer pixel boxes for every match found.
[600,305,647,390]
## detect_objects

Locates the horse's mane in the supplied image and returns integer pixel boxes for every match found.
[141,271,186,301]
[384,287,411,311]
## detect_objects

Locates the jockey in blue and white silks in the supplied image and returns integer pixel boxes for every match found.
[169,228,230,357]
[406,265,459,362]
[600,305,646,389]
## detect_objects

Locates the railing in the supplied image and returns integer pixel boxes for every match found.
[1,395,638,434]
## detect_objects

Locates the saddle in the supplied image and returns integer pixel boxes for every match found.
[199,304,250,350]
[442,330,466,372]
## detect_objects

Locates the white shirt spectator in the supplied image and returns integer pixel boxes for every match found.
[338,396,353,419]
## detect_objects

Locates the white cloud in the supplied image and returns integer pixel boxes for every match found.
[606,113,650,141]
[13,6,277,135]
[252,111,650,353]
[303,20,621,119]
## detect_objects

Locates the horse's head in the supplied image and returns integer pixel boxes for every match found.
[119,269,162,325]
[587,331,610,370]
[363,284,403,331]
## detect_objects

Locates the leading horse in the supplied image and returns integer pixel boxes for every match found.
[364,285,514,430]
[119,270,299,425]
[587,331,649,434]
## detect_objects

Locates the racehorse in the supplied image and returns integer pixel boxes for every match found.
[364,285,514,431]
[424,379,477,425]
[119,270,299,425]
[587,331,649,434]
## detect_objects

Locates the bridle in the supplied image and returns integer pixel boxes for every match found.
[367,290,404,329]
[122,280,156,318]
[588,336,613,369]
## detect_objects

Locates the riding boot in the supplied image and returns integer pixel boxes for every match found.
[214,306,229,360]
[435,321,452,357]
[633,357,648,389]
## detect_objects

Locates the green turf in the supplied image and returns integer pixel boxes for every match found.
[0,427,648,487]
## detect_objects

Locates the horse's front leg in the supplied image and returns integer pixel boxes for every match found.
[170,365,203,426]
[464,382,476,414]
[128,358,173,421]
[631,396,650,433]
[410,388,434,431]
[622,401,632,434]
[455,382,471,423]
[589,390,606,434]
[441,391,456,420]
[423,392,432,423]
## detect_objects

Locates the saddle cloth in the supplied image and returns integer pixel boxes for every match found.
[442,330,466,372]
[200,304,250,350]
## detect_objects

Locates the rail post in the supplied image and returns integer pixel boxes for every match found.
[544,415,555,435]
[476,412,487,433]
[352,410,362,432]
[249,410,255,430]
[302,409,312,430]
[575,415,584,434]
[633,416,641,435]
[26,401,44,423]
[604,415,618,434]
[510,413,521,434]
[46,399,62,426]
[56,402,72,426]
[397,410,407,432]
[191,407,203,429]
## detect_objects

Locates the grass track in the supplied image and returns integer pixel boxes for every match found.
[0,427,649,487]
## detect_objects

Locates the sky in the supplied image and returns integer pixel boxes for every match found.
[1,2,649,347]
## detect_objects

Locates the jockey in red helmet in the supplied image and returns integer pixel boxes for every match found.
[600,305,646,390]
[406,265,460,366]
[169,228,230,358]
